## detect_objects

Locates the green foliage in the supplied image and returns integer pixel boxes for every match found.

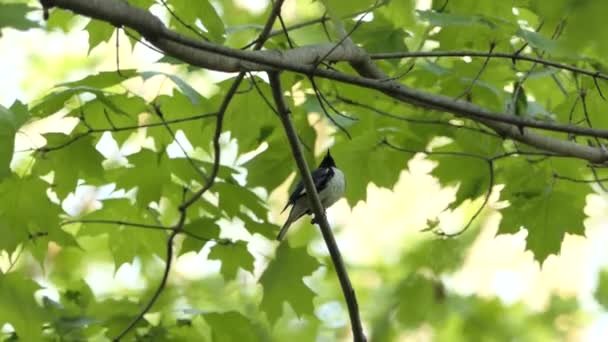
[85,19,115,53]
[208,241,254,280]
[497,158,588,263]
[0,101,29,180]
[0,3,39,34]
[260,244,320,323]
[168,0,225,42]
[36,133,105,198]
[204,311,266,341]
[0,0,604,340]
[596,270,608,310]
[0,272,48,341]
[0,176,64,255]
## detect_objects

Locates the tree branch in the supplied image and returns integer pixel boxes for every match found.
[113,227,179,341]
[111,1,288,339]
[43,0,608,164]
[268,72,366,342]
[369,50,608,82]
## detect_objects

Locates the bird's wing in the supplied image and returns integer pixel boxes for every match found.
[281,167,334,213]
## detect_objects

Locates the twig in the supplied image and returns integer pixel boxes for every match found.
[554,173,608,184]
[370,50,608,82]
[579,90,602,147]
[157,0,208,40]
[113,228,179,341]
[336,95,501,138]
[61,218,171,231]
[115,28,127,78]
[456,42,495,100]
[240,1,388,49]
[152,104,208,181]
[268,72,366,342]
[309,77,353,139]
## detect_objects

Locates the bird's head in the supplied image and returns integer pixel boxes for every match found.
[319,150,336,168]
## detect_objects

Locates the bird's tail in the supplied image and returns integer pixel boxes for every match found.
[277,201,307,241]
[276,218,293,241]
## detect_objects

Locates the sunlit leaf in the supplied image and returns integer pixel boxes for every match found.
[260,244,320,323]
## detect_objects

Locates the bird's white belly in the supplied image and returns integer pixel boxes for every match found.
[320,167,345,208]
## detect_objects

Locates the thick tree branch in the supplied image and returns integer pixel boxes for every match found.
[268,72,366,342]
[42,0,608,164]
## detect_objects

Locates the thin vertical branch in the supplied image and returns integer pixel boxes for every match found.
[268,71,366,342]
[114,1,288,340]
[180,0,286,209]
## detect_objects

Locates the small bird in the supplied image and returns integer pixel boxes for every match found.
[277,151,345,241]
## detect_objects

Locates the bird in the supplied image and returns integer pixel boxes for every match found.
[277,150,345,241]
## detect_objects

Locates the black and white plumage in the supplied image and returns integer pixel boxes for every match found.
[277,151,345,241]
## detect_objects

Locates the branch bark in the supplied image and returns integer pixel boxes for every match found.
[268,72,366,342]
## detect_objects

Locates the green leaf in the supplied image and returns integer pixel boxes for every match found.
[377,0,415,28]
[126,0,155,9]
[31,86,132,117]
[508,82,528,116]
[58,70,137,89]
[222,78,277,151]
[168,0,225,42]
[595,269,608,311]
[0,101,30,180]
[45,9,77,32]
[401,229,479,273]
[240,215,276,239]
[84,19,115,53]
[204,311,263,342]
[260,244,320,323]
[78,199,166,268]
[86,298,142,338]
[333,131,408,206]
[141,71,204,104]
[0,176,61,254]
[417,10,494,27]
[215,181,266,219]
[153,89,214,149]
[181,218,220,255]
[348,13,409,53]
[110,149,172,208]
[516,29,559,54]
[0,272,48,341]
[497,159,588,263]
[430,130,503,207]
[208,241,254,280]
[324,0,378,17]
[245,118,309,193]
[198,0,225,42]
[36,133,104,198]
[430,155,489,208]
[0,4,39,34]
[396,274,445,328]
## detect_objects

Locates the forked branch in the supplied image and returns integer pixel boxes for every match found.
[268,72,366,342]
